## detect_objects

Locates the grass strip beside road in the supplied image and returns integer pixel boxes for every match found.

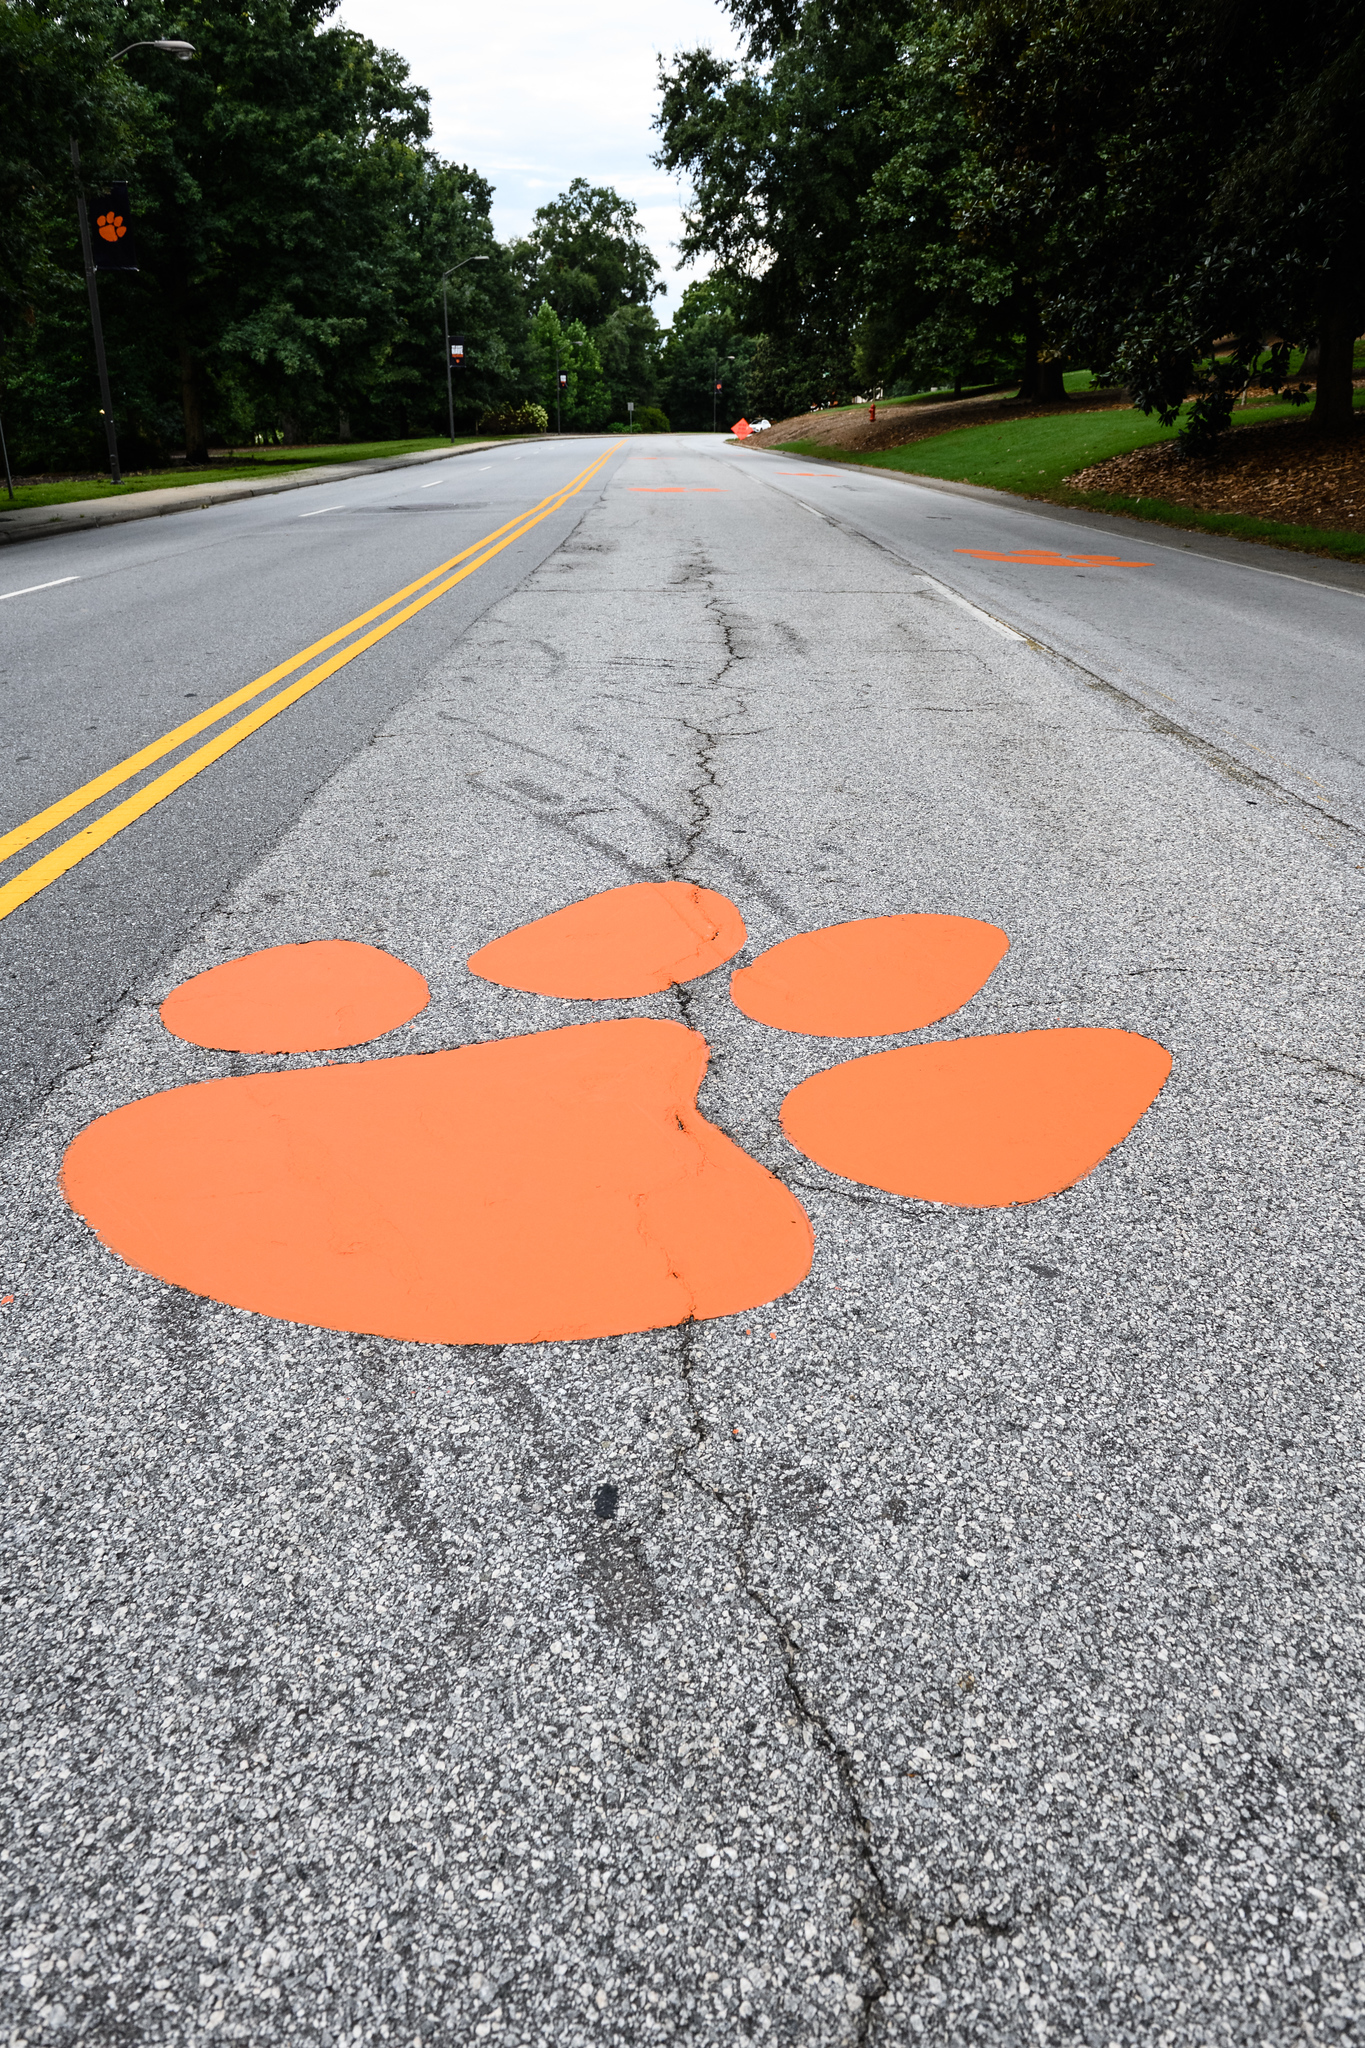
[776,396,1365,563]
[0,444,620,924]
[0,437,488,512]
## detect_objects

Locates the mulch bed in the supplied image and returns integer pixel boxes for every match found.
[1068,411,1365,533]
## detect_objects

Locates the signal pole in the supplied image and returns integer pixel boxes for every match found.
[439,254,489,444]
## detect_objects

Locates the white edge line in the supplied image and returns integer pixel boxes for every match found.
[0,576,78,601]
[918,574,1027,643]
[298,504,348,518]
[418,479,443,489]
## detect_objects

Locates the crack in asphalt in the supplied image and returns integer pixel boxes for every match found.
[644,583,897,2037]
[670,1433,896,2038]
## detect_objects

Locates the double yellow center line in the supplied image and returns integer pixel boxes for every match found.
[0,442,621,923]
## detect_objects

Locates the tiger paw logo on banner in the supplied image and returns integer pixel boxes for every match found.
[90,182,138,272]
[62,884,1172,1345]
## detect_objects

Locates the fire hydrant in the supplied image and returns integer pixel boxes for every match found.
[868,402,876,423]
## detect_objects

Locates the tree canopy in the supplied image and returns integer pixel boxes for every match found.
[656,0,1365,432]
[0,4,668,466]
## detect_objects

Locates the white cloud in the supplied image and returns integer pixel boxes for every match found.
[336,0,742,317]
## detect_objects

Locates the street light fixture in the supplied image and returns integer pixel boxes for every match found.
[440,256,489,446]
[112,40,197,60]
[72,37,197,485]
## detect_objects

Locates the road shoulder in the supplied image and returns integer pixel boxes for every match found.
[740,443,1365,597]
[0,438,536,549]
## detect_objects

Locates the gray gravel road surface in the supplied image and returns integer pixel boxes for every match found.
[2,436,1362,2046]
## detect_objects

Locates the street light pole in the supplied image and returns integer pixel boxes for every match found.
[712,349,734,435]
[71,40,196,488]
[442,277,454,445]
[439,255,489,446]
[71,137,122,486]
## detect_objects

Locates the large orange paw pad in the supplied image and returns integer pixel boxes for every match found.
[781,1027,1172,1206]
[63,1019,813,1344]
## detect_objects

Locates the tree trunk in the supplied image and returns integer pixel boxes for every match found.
[1017,307,1041,400]
[1037,356,1066,402]
[1312,305,1357,433]
[178,340,208,462]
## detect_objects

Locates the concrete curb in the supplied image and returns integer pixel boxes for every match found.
[0,438,540,548]
[739,442,1365,597]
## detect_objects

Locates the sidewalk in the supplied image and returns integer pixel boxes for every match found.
[0,438,526,548]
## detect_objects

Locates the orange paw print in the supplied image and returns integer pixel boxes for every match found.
[62,885,1171,1344]
[96,211,127,243]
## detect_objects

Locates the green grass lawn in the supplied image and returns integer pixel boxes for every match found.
[0,436,489,513]
[777,393,1365,563]
[817,370,1112,414]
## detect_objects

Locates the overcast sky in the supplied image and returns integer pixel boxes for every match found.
[336,0,742,320]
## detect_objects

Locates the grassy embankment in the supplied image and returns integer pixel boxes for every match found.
[812,369,1102,414]
[775,392,1365,563]
[0,437,489,513]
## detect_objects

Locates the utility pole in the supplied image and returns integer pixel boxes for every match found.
[70,138,122,486]
[554,349,563,435]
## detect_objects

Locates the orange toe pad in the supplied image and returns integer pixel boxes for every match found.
[160,940,429,1053]
[730,914,1008,1036]
[781,1027,1171,1205]
[63,1019,813,1343]
[468,882,746,997]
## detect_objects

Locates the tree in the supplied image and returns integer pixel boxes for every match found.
[858,7,1021,398]
[370,160,527,438]
[525,300,615,429]
[2,0,530,466]
[656,3,893,409]
[110,0,438,459]
[511,179,663,330]
[592,302,663,416]
[0,0,166,465]
[655,0,1019,412]
[657,274,753,431]
[958,0,1365,435]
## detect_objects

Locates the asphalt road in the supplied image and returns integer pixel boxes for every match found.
[2,435,1363,2045]
[0,439,608,1142]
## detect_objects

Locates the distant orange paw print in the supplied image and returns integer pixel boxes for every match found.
[96,211,127,243]
[62,885,1171,1344]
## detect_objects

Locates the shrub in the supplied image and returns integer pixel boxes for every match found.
[608,407,672,434]
[476,402,548,436]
